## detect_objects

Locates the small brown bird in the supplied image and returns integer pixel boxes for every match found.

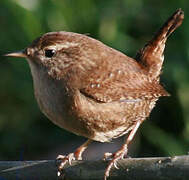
[5,9,184,179]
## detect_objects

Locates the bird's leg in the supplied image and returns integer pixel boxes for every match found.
[57,139,92,176]
[104,120,142,180]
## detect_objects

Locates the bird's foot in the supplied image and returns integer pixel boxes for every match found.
[57,152,78,177]
[56,139,92,177]
[104,146,128,180]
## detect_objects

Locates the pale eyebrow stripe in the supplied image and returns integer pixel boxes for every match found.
[44,42,79,51]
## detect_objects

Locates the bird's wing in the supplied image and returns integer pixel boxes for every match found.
[80,57,169,103]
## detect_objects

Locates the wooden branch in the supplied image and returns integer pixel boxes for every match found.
[0,155,189,180]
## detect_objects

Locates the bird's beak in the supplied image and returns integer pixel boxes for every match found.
[4,49,27,58]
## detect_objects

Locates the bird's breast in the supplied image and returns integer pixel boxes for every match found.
[27,59,90,136]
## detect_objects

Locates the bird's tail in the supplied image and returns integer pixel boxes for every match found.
[135,9,184,79]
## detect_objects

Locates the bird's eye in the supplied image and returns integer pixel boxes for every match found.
[45,49,56,58]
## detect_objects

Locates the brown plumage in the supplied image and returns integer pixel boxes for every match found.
[5,9,184,179]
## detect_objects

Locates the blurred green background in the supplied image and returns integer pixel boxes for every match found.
[0,0,188,161]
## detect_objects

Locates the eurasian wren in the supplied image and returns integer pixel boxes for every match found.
[5,9,184,179]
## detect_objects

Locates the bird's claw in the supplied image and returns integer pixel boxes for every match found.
[57,153,76,176]
[104,157,120,180]
[104,147,128,180]
[113,161,119,169]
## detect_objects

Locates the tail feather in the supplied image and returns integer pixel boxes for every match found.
[135,9,184,79]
